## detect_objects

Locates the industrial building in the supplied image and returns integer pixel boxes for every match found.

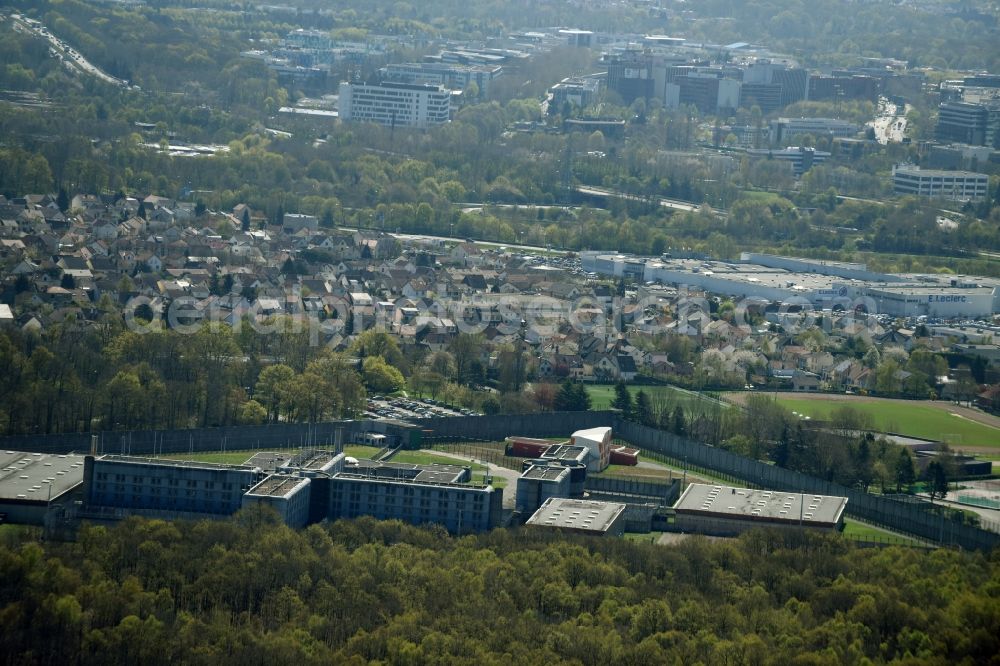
[525,497,627,537]
[338,81,452,129]
[892,164,989,202]
[0,451,86,525]
[673,484,847,535]
[582,251,1000,319]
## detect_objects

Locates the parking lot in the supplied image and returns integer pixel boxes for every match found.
[364,396,479,421]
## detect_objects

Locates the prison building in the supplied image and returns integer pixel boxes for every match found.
[83,455,263,517]
[327,473,501,534]
[242,475,312,529]
[673,484,847,536]
[525,497,627,537]
[0,451,86,525]
[516,464,571,515]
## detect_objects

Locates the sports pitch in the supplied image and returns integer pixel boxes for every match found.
[762,395,1000,449]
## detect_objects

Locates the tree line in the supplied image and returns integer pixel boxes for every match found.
[1,510,997,664]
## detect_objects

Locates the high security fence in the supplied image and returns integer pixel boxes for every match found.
[3,412,996,550]
[614,419,1000,552]
[0,411,617,457]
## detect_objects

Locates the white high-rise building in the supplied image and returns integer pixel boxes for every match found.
[338,81,451,129]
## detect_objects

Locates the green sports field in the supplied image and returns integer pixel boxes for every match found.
[586,384,722,411]
[771,397,1000,449]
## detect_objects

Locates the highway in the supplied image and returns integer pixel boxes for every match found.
[10,13,128,88]
[574,185,726,217]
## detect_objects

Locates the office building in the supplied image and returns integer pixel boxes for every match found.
[673,484,847,536]
[936,101,1000,147]
[549,76,602,111]
[604,50,655,104]
[746,146,830,176]
[667,74,741,115]
[525,497,627,537]
[770,117,859,145]
[808,75,880,102]
[739,83,783,114]
[892,164,989,202]
[338,81,451,129]
[742,61,809,109]
[560,29,594,48]
[380,62,502,97]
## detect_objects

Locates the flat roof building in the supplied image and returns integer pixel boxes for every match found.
[0,451,86,525]
[745,146,830,176]
[242,474,311,528]
[771,117,858,144]
[892,164,989,202]
[673,484,847,535]
[328,472,501,534]
[380,62,502,97]
[516,464,570,514]
[339,81,451,129]
[84,455,262,518]
[526,497,627,537]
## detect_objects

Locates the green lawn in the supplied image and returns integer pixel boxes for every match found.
[389,450,505,488]
[587,384,719,411]
[342,445,381,459]
[389,450,475,467]
[772,397,1000,448]
[842,519,921,547]
[160,450,266,465]
[160,445,382,467]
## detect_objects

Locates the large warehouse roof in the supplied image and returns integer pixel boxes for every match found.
[526,497,625,534]
[0,450,87,504]
[674,484,847,527]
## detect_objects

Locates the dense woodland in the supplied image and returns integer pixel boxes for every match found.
[2,514,998,665]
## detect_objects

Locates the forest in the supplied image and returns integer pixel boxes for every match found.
[2,513,998,665]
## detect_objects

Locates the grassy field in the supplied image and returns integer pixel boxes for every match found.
[841,519,922,546]
[157,447,505,488]
[160,445,382,466]
[587,384,721,411]
[770,397,1000,448]
[389,450,506,488]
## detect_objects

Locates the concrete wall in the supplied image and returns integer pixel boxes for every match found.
[615,419,1000,551]
[0,412,616,457]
